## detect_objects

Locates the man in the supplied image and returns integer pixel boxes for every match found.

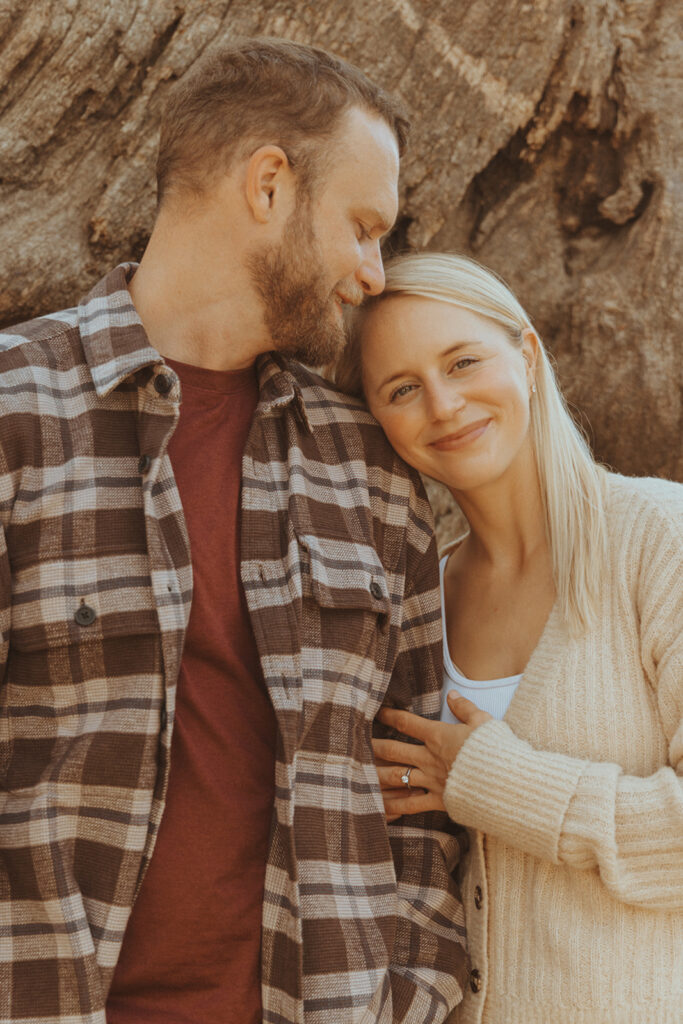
[0,38,468,1023]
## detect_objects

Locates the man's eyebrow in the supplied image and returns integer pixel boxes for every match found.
[358,208,396,234]
[375,342,477,391]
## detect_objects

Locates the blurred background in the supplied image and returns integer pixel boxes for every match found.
[1,0,680,530]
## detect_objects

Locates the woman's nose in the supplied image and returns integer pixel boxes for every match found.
[426,383,465,421]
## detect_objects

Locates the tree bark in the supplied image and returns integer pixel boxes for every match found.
[1,0,680,489]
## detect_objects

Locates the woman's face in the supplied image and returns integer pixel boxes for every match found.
[361,294,538,494]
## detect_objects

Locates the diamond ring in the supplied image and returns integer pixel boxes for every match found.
[400,766,413,790]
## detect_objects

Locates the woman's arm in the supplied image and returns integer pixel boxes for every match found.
[376,686,683,911]
[442,711,683,911]
[375,492,683,911]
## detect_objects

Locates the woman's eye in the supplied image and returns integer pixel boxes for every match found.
[450,357,476,372]
[389,383,417,402]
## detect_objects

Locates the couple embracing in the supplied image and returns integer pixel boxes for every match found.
[0,35,681,1024]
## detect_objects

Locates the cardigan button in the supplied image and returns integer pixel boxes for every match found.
[138,454,152,474]
[369,580,383,600]
[474,885,483,909]
[469,968,482,993]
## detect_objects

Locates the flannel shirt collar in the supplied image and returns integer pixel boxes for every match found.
[78,263,161,397]
[79,262,315,432]
[254,354,314,434]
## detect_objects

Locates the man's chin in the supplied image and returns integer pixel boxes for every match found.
[276,318,347,368]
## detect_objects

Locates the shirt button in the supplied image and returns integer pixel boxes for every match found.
[138,454,152,474]
[154,372,173,395]
[74,603,96,627]
[369,580,383,600]
[469,968,482,993]
[474,885,483,909]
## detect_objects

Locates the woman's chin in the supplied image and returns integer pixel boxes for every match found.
[419,456,500,495]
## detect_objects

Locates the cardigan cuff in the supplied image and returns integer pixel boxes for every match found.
[443,719,585,864]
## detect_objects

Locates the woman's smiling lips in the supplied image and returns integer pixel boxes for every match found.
[430,417,492,450]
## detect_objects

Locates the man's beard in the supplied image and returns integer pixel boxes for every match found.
[247,207,350,367]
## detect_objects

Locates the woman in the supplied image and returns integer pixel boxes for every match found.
[334,253,683,1024]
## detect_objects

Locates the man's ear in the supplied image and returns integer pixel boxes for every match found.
[245,145,296,224]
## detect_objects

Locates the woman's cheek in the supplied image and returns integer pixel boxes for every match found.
[383,411,422,463]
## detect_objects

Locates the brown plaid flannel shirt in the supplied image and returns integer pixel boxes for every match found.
[0,265,468,1023]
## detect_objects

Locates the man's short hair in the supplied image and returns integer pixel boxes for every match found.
[156,36,409,204]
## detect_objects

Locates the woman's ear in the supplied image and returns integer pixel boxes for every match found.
[521,328,539,391]
[245,145,296,224]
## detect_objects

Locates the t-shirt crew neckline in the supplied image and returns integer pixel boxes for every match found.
[165,356,257,395]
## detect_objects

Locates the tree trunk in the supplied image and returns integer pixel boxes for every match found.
[1,0,680,497]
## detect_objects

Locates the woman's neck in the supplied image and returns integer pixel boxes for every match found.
[450,446,548,572]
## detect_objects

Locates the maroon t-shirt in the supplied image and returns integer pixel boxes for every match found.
[107,358,277,1023]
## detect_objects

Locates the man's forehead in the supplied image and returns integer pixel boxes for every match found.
[333,107,400,170]
[314,107,400,230]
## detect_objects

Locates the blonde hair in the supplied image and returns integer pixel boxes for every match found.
[334,252,607,634]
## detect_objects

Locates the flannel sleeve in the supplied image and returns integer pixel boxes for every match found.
[379,477,470,1022]
[0,522,7,676]
[0,454,11,776]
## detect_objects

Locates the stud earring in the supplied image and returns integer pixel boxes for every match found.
[531,383,537,394]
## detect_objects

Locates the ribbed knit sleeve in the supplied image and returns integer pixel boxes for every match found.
[443,477,683,911]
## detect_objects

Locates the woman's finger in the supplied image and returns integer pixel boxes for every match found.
[374,754,401,769]
[381,786,417,802]
[380,788,421,821]
[447,692,492,727]
[383,790,446,817]
[376,764,436,794]
[377,705,442,743]
[372,736,433,770]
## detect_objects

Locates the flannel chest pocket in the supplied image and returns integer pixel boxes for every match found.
[2,553,163,787]
[295,533,395,732]
[297,533,391,615]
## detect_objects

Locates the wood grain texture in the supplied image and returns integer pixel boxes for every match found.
[0,0,680,485]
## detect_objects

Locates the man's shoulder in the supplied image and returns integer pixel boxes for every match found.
[0,263,142,386]
[0,307,93,451]
[284,361,436,560]
[0,305,81,348]
[289,360,372,418]
[288,360,411,467]
[0,305,83,374]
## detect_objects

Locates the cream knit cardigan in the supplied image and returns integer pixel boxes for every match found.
[444,473,683,1024]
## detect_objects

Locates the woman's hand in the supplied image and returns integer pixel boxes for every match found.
[372,694,492,821]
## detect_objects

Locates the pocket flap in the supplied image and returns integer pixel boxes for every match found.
[10,558,160,651]
[297,533,390,614]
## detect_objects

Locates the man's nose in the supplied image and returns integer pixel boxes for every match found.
[357,240,385,296]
